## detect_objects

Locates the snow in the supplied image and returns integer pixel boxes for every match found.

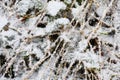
[33,28,46,36]
[64,0,72,4]
[0,16,8,30]
[32,47,43,58]
[16,0,34,15]
[16,0,42,16]
[55,18,70,25]
[71,7,80,18]
[78,39,88,52]
[60,32,71,42]
[45,18,70,33]
[0,0,120,80]
[1,30,17,37]
[96,5,107,17]
[73,51,100,69]
[45,22,56,33]
[47,1,66,16]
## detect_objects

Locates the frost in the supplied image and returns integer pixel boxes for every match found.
[47,1,66,16]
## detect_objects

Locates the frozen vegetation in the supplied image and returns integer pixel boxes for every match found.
[0,0,120,80]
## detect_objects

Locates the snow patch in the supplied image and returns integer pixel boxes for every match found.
[45,22,56,33]
[96,5,107,17]
[0,16,8,30]
[55,18,70,25]
[45,18,69,33]
[47,1,66,16]
[33,28,46,36]
[71,7,80,18]
[78,39,87,52]
[16,0,34,15]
